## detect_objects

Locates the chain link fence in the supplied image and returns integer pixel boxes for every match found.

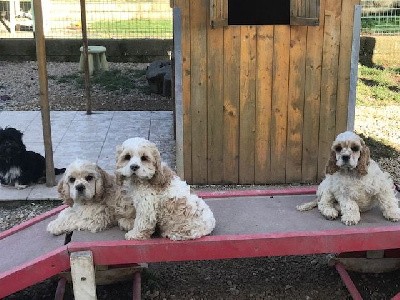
[0,0,172,38]
[0,0,399,38]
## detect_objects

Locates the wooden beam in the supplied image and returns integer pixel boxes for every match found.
[70,251,97,300]
[33,0,56,186]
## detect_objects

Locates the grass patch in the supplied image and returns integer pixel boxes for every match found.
[89,19,172,38]
[91,69,134,92]
[55,73,83,85]
[52,68,149,94]
[357,64,400,105]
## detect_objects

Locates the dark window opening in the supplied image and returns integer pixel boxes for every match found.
[228,0,290,25]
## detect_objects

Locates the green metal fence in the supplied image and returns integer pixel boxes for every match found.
[361,0,400,35]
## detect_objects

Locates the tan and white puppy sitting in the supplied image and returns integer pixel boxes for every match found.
[297,131,400,225]
[115,137,215,241]
[47,159,135,235]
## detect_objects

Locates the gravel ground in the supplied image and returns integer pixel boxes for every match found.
[0,61,173,111]
[1,61,400,300]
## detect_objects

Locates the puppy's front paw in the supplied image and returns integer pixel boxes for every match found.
[47,221,65,236]
[125,230,150,240]
[118,218,135,231]
[15,184,28,190]
[384,209,400,222]
[319,207,339,220]
[341,214,360,226]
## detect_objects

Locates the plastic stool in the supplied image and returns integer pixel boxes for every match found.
[79,46,109,75]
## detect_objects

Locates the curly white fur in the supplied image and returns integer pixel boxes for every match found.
[297,131,400,225]
[47,159,135,235]
[115,137,216,240]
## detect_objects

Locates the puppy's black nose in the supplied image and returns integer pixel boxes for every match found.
[130,164,139,171]
[76,184,85,192]
[342,155,350,162]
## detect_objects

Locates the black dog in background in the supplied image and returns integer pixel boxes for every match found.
[0,127,65,188]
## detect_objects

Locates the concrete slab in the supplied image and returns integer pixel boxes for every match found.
[0,110,175,202]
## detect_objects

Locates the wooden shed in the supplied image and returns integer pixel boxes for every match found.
[172,0,361,185]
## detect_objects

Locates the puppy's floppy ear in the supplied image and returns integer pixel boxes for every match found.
[325,150,340,175]
[114,171,124,186]
[57,176,73,207]
[116,144,123,162]
[5,127,23,141]
[356,139,370,176]
[151,163,175,188]
[148,142,175,188]
[151,144,162,171]
[97,165,114,189]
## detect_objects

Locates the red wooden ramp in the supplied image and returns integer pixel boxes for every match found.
[1,187,400,298]
[0,206,70,298]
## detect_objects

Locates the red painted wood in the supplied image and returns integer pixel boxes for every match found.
[392,292,400,300]
[54,277,67,300]
[0,205,67,240]
[67,225,400,266]
[196,186,317,198]
[0,247,70,299]
[335,263,363,300]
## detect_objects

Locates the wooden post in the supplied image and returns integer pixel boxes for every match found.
[70,251,97,300]
[347,5,362,131]
[9,0,16,35]
[32,0,56,186]
[80,0,92,114]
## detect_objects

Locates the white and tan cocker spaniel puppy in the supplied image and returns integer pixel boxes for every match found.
[47,159,136,235]
[297,131,400,225]
[115,137,216,241]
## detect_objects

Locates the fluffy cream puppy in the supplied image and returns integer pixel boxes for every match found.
[115,137,215,241]
[47,159,135,235]
[297,131,400,225]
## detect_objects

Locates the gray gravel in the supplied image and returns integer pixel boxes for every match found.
[1,61,400,299]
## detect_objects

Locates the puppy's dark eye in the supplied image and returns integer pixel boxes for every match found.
[141,155,148,162]
[69,177,75,183]
[351,146,360,152]
[85,175,94,181]
[124,154,131,160]
[335,145,342,152]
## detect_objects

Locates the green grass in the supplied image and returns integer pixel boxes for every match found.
[361,16,400,34]
[53,68,149,94]
[89,19,172,38]
[357,64,400,105]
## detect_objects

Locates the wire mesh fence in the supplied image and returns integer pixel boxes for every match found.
[0,0,173,38]
[0,0,399,38]
[361,0,400,35]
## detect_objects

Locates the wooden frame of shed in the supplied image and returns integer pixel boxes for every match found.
[173,0,361,185]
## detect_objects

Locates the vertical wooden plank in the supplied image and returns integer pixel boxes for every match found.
[255,26,274,184]
[175,0,192,183]
[223,26,241,184]
[70,251,97,300]
[238,25,257,184]
[317,0,342,177]
[302,0,325,183]
[309,0,318,18]
[271,25,290,183]
[33,0,56,186]
[190,0,208,184]
[347,5,362,131]
[210,0,227,28]
[336,0,360,134]
[286,25,307,183]
[173,6,184,178]
[207,5,224,184]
